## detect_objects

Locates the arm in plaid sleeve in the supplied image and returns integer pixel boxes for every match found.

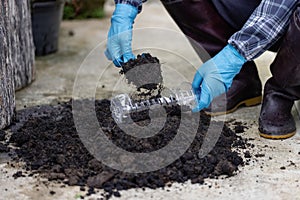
[229,0,298,60]
[114,0,146,12]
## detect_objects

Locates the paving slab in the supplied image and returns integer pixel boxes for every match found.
[1,1,299,199]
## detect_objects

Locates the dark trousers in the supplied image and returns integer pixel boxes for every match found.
[161,0,300,98]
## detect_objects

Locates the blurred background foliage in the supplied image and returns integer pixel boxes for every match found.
[63,0,106,19]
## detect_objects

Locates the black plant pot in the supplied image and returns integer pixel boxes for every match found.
[31,1,64,56]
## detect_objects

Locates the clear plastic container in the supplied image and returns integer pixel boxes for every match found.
[110,89,198,124]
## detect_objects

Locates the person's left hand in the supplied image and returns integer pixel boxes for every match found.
[192,44,247,112]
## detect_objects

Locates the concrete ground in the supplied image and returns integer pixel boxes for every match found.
[1,1,300,199]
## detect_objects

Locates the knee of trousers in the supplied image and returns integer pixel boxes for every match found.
[161,0,236,57]
[270,5,300,88]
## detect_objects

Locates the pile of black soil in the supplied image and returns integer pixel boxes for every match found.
[120,53,163,96]
[7,99,250,199]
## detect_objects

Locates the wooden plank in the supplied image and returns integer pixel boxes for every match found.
[0,0,35,129]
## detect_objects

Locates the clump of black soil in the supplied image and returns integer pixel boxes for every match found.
[0,130,5,141]
[0,130,9,153]
[120,53,163,96]
[7,100,249,199]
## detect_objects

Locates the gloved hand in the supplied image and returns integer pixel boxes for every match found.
[105,4,138,67]
[192,44,247,112]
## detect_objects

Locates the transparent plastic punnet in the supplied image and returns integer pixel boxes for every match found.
[110,89,198,124]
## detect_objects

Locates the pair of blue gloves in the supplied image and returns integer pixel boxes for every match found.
[105,4,247,112]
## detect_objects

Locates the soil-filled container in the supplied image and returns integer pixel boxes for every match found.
[31,0,64,56]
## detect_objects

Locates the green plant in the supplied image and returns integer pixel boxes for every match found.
[63,0,105,20]
[63,4,75,19]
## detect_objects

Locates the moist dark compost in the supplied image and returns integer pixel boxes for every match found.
[120,53,163,94]
[7,99,250,199]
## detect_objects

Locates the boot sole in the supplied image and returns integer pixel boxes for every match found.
[259,131,296,140]
[205,96,262,116]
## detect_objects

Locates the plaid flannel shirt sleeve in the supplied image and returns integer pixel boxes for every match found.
[228,0,298,60]
[114,0,147,12]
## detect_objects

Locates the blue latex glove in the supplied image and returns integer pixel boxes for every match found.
[105,4,138,67]
[192,44,247,112]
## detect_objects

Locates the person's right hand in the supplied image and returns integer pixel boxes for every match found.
[105,4,138,67]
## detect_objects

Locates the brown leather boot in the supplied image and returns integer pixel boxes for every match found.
[162,0,262,115]
[259,6,300,139]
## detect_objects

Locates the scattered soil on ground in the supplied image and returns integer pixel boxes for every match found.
[6,99,250,199]
[0,130,5,141]
[0,143,9,153]
[232,121,248,134]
